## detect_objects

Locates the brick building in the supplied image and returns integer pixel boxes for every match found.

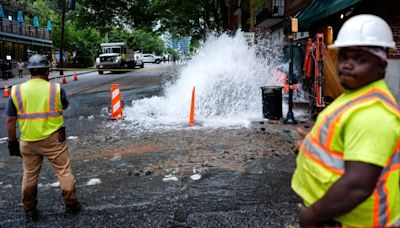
[225,0,400,101]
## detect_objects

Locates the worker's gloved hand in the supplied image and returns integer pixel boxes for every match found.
[8,140,21,157]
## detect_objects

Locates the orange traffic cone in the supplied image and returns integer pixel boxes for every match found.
[189,86,195,126]
[62,76,67,84]
[3,82,10,98]
[111,84,123,119]
[73,72,78,81]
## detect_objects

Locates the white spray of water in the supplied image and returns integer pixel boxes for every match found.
[124,32,285,131]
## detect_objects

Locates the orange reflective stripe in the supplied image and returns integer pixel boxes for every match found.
[373,190,380,226]
[15,85,25,113]
[17,111,62,120]
[373,141,400,226]
[308,135,343,159]
[49,83,57,112]
[373,180,390,226]
[380,141,400,181]
[301,136,344,175]
[55,84,60,112]
[391,164,400,171]
[17,83,61,118]
[47,83,51,111]
[300,146,344,175]
[319,89,398,146]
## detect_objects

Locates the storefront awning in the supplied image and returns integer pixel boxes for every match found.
[33,16,39,27]
[47,20,52,31]
[297,0,363,30]
[17,10,24,23]
[0,5,4,18]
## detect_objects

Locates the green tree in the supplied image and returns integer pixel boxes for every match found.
[74,0,228,41]
[28,0,102,66]
[106,29,165,55]
[151,0,228,41]
[75,0,155,34]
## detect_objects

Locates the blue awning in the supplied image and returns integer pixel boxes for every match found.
[0,5,4,18]
[47,20,52,31]
[33,16,39,27]
[17,10,24,23]
[297,0,363,30]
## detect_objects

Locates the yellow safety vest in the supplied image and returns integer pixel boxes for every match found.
[11,79,64,141]
[292,80,400,227]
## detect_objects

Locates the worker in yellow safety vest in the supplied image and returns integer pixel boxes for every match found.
[5,54,81,223]
[292,14,400,227]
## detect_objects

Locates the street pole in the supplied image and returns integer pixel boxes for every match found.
[59,1,65,76]
[284,34,297,124]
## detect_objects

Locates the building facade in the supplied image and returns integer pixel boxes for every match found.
[0,0,52,76]
[228,0,400,101]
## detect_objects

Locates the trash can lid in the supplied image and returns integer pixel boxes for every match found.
[260,86,283,89]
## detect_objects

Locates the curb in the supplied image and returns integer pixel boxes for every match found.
[49,70,97,81]
[0,70,96,91]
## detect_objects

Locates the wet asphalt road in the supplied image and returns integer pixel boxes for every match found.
[0,63,307,227]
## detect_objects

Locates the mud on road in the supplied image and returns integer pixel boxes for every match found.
[0,115,309,227]
[0,66,310,227]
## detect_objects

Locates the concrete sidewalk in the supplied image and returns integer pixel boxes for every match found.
[0,69,96,90]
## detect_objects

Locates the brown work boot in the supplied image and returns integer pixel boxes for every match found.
[65,201,82,215]
[24,208,39,224]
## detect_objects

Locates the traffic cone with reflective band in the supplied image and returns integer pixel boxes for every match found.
[111,84,123,119]
[189,86,195,126]
[62,76,67,84]
[73,72,78,81]
[3,82,10,98]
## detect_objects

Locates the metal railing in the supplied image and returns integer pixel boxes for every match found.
[0,18,51,40]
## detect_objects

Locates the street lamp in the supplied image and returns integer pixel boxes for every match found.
[283,17,298,125]
[59,0,75,76]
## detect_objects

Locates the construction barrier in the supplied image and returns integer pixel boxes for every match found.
[189,86,195,126]
[111,84,123,119]
[62,76,67,84]
[3,82,10,98]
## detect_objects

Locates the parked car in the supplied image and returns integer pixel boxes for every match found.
[134,52,144,68]
[142,54,162,64]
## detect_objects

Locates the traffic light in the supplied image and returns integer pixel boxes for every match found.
[284,17,298,35]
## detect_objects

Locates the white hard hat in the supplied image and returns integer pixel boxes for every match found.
[330,14,396,50]
[27,54,51,69]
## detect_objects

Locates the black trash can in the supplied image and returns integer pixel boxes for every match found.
[261,86,283,120]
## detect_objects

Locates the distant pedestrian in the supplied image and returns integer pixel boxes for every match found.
[292,15,400,227]
[172,55,177,65]
[17,59,24,78]
[5,54,81,224]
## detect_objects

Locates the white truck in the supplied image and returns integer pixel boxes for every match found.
[142,53,163,64]
[96,42,144,74]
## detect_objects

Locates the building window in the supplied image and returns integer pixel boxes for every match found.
[272,0,284,16]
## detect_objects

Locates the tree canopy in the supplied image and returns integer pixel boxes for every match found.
[151,0,228,41]
[74,0,228,40]
[21,0,230,66]
[75,0,155,33]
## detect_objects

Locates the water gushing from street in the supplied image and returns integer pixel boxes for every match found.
[124,32,285,132]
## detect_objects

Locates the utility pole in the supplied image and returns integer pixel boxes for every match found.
[58,0,75,76]
[284,17,298,125]
[59,0,66,76]
[283,35,297,124]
